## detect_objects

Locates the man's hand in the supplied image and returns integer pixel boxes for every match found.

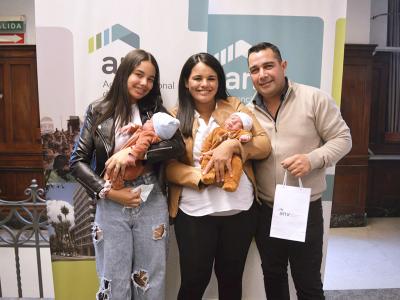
[281,154,311,178]
[202,139,240,183]
[107,186,141,207]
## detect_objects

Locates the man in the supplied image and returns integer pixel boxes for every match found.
[247,42,352,300]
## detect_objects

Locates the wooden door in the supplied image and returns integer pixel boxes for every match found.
[331,44,376,227]
[0,45,44,200]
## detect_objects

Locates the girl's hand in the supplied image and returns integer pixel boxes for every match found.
[202,139,240,183]
[107,186,141,207]
[105,148,132,181]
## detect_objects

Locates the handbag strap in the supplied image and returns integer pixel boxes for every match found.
[282,170,304,188]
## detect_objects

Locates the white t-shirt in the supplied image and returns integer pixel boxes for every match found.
[179,112,254,217]
[113,103,142,153]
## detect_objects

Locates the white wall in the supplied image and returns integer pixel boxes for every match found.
[345,0,371,43]
[0,0,382,47]
[0,0,36,44]
[370,0,388,47]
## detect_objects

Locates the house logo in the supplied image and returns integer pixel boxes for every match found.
[214,40,251,66]
[212,39,254,104]
[207,14,324,104]
[88,24,140,54]
[209,36,254,104]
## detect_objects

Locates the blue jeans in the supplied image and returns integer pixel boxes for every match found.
[93,173,169,300]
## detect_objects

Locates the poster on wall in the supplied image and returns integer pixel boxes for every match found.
[35,0,347,298]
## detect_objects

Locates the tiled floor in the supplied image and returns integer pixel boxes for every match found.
[2,217,399,300]
[325,289,400,300]
[323,218,400,296]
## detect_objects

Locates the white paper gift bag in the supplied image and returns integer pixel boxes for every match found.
[270,171,311,242]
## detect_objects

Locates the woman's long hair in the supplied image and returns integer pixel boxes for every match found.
[93,49,162,131]
[176,53,228,137]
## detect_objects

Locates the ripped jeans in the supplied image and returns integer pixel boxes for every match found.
[92,173,168,300]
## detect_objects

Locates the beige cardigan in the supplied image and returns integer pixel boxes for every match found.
[248,80,352,205]
[166,96,271,218]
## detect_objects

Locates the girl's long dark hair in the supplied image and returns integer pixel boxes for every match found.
[93,49,162,131]
[176,53,228,137]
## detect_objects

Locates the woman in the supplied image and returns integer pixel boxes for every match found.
[166,53,271,300]
[70,49,184,300]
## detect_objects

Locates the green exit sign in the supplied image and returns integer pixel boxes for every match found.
[0,21,25,33]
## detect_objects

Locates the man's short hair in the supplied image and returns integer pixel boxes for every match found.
[247,42,283,62]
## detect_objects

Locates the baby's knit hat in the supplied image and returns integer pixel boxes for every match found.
[232,112,253,131]
[152,112,180,140]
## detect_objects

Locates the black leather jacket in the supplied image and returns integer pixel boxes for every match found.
[70,99,185,199]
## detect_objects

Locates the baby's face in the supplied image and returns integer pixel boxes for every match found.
[224,115,243,131]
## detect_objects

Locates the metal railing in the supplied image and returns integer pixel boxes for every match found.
[0,179,49,298]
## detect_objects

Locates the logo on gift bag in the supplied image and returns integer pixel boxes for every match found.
[278,208,291,217]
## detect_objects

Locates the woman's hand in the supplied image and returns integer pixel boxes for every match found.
[107,186,141,207]
[202,139,240,183]
[105,148,132,181]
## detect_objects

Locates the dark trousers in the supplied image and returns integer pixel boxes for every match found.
[255,199,325,300]
[174,203,257,300]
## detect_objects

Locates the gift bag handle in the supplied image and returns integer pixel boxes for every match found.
[282,170,304,188]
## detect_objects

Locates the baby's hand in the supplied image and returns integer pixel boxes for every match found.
[239,134,251,143]
[119,123,140,135]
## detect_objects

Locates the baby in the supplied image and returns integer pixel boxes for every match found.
[106,112,180,190]
[201,112,253,192]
